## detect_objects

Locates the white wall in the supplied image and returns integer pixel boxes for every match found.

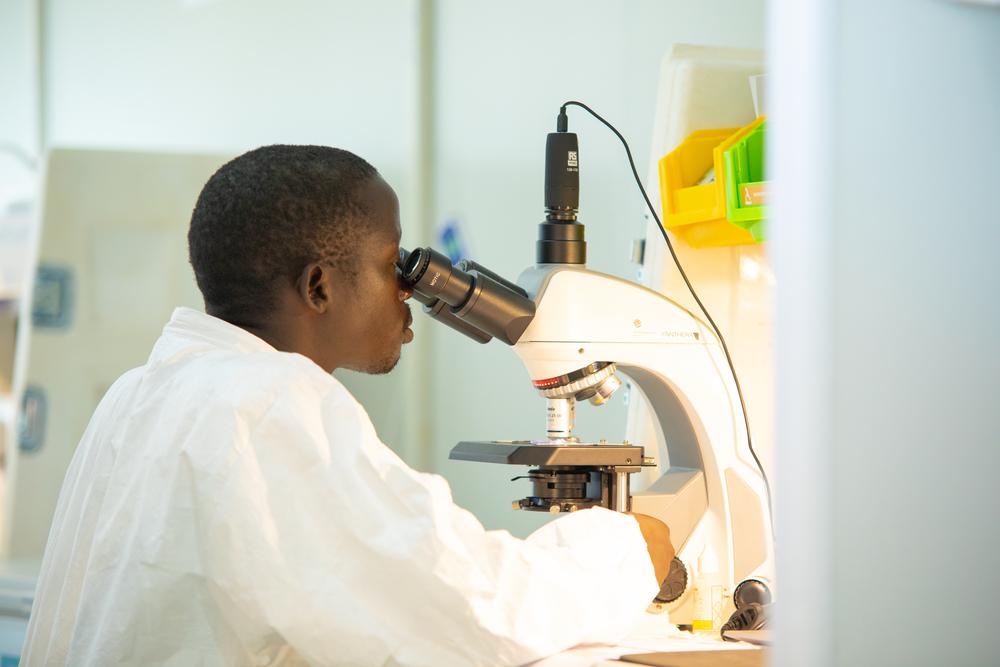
[44,0,417,166]
[0,0,38,157]
[33,0,426,464]
[771,0,1000,665]
[430,0,766,536]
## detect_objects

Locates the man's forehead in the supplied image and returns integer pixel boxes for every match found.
[367,220,401,257]
[361,176,400,235]
[370,215,401,248]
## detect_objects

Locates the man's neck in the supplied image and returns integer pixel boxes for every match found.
[253,320,337,374]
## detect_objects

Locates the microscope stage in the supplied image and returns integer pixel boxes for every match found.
[450,440,644,466]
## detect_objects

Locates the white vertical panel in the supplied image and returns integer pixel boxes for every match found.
[768,0,836,664]
[772,0,1000,664]
[831,1,999,664]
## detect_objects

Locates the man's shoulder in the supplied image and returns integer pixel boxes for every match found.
[234,349,345,395]
[162,347,353,417]
[96,365,146,411]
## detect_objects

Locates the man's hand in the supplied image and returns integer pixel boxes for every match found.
[629,513,675,586]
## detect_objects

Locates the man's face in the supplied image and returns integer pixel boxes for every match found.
[332,176,413,374]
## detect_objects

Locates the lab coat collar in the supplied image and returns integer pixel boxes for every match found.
[155,307,276,359]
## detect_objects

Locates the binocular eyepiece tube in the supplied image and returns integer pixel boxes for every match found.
[398,247,536,346]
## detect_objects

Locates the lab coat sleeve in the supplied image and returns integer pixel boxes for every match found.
[196,369,657,667]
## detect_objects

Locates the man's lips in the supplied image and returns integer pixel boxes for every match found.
[402,307,414,343]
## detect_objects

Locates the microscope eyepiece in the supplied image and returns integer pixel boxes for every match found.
[398,246,536,346]
[400,246,429,283]
[399,247,492,344]
[400,246,476,307]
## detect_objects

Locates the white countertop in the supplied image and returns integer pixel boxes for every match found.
[531,613,763,666]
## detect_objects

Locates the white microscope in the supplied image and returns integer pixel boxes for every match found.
[398,120,774,623]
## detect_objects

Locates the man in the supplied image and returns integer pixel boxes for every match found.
[22,145,673,666]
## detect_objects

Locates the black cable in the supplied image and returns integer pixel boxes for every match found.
[559,100,774,524]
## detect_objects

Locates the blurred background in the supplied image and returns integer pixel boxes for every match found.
[0,0,768,546]
[1,0,998,665]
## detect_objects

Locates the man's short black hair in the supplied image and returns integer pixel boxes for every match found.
[188,144,379,323]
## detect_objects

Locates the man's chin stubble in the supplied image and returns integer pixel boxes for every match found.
[340,339,404,376]
[367,350,401,375]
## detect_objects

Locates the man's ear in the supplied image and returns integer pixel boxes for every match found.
[297,263,334,313]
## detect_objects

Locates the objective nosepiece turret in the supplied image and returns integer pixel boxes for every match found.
[532,362,623,406]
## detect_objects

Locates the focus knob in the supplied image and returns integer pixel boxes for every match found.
[734,578,773,608]
[654,557,688,603]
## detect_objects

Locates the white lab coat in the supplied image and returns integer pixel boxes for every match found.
[21,307,657,667]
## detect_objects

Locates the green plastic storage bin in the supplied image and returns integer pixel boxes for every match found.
[721,116,769,241]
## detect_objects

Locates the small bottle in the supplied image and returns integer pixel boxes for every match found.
[692,544,723,632]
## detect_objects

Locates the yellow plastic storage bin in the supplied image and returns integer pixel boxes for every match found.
[659,127,758,248]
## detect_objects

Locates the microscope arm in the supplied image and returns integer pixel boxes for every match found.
[514,264,775,594]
